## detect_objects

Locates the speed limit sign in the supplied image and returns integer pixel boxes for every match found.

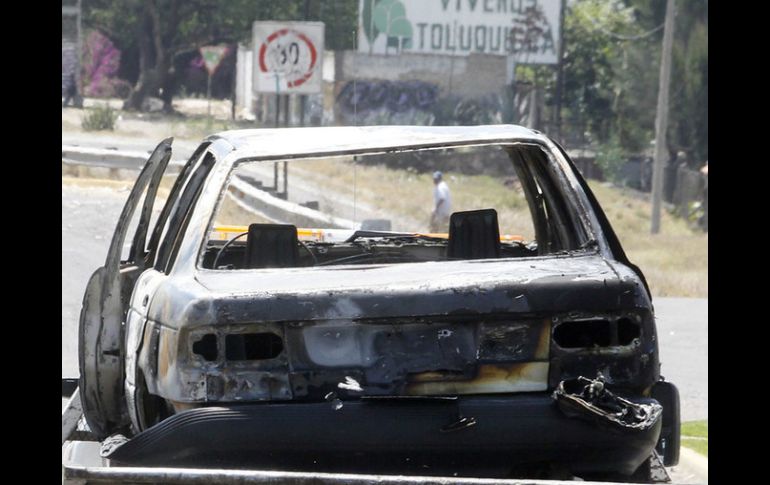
[253,21,324,94]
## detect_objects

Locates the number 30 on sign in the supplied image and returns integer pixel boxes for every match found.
[253,21,325,94]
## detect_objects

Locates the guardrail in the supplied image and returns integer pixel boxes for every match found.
[62,145,359,230]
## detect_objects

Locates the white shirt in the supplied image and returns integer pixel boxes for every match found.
[433,181,452,217]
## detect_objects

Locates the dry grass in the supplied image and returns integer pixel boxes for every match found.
[284,159,706,297]
[289,157,535,237]
[214,193,271,227]
[588,182,707,298]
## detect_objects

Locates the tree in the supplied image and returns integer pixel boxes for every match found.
[670,0,708,164]
[84,0,360,112]
[622,0,708,164]
[520,0,706,167]
[561,0,643,145]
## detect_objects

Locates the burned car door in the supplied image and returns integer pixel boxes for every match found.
[126,143,219,432]
[78,138,173,439]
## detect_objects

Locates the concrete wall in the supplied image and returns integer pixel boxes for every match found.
[235,44,255,120]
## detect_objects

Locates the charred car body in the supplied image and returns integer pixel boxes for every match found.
[78,125,680,480]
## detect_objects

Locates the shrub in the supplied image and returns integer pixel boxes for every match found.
[595,137,626,182]
[82,104,118,131]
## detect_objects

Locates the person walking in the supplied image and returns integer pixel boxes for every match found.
[62,72,79,108]
[430,171,451,232]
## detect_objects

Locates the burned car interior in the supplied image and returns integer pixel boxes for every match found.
[204,211,537,270]
[74,126,680,482]
[201,143,587,270]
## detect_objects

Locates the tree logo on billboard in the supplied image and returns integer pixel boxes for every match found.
[258,28,318,88]
[362,0,414,53]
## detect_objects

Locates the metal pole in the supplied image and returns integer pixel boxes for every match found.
[274,73,280,128]
[650,0,676,234]
[275,94,280,127]
[283,161,288,197]
[554,0,566,142]
[508,57,517,124]
[284,95,290,127]
[231,54,237,120]
[274,161,279,192]
[206,72,212,119]
[300,0,310,126]
[274,73,280,192]
[76,0,82,106]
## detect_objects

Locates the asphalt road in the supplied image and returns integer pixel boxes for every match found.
[652,298,708,421]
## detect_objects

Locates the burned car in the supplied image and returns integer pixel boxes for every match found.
[78,125,679,480]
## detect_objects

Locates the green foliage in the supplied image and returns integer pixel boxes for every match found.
[681,420,708,438]
[595,136,626,182]
[538,0,706,165]
[562,0,644,144]
[681,420,708,456]
[82,104,118,131]
[671,9,708,162]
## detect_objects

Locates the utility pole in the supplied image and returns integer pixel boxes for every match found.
[650,0,676,234]
[299,0,311,126]
[554,0,566,143]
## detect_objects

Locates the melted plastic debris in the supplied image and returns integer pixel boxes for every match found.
[553,374,662,432]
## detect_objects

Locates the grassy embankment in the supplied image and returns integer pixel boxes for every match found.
[681,420,708,457]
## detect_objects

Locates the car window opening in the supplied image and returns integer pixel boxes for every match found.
[200,144,591,270]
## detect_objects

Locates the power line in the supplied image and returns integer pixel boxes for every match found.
[590,20,664,42]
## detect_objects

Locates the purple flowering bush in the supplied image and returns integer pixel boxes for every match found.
[82,30,130,98]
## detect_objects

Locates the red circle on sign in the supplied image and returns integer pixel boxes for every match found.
[258,29,318,88]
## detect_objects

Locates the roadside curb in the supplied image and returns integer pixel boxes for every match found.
[673,447,708,483]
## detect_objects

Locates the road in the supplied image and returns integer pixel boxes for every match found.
[652,298,708,421]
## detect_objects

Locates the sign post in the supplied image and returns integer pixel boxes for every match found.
[200,45,229,119]
[252,21,324,198]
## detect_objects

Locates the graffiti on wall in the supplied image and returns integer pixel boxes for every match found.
[336,79,518,126]
[337,80,439,124]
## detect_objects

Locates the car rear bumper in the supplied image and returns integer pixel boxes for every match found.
[107,394,661,477]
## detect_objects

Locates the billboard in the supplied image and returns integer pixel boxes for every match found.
[358,0,561,64]
[253,21,325,94]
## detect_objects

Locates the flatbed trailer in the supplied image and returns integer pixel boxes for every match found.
[62,382,683,485]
